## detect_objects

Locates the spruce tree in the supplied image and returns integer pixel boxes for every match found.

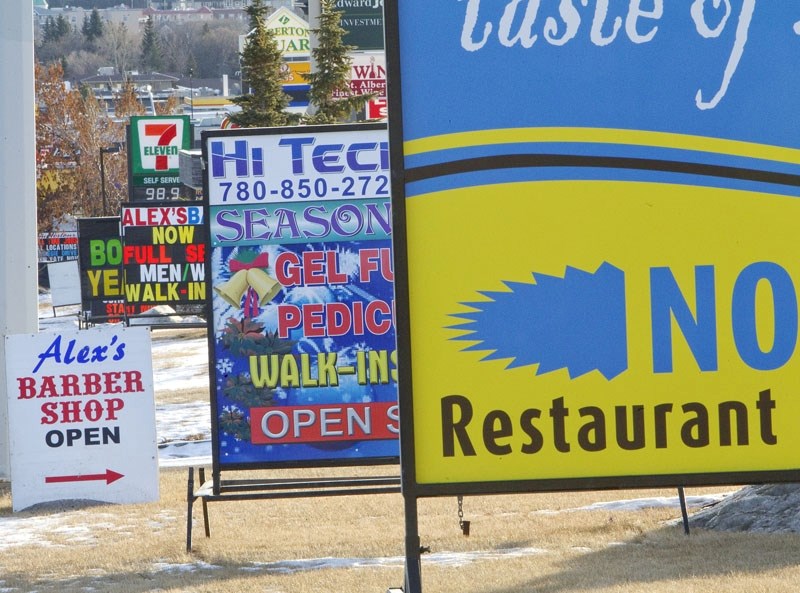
[141,16,162,72]
[42,15,68,43]
[303,0,373,124]
[82,9,103,46]
[229,0,293,128]
[42,17,56,43]
[81,14,91,40]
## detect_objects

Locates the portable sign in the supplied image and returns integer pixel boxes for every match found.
[127,115,192,202]
[77,217,136,322]
[386,1,800,500]
[78,217,154,322]
[6,326,158,511]
[38,231,78,263]
[203,123,398,471]
[47,261,81,310]
[120,203,207,306]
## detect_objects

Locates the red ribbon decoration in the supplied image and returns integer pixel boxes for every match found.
[243,287,259,319]
[228,252,269,318]
[229,252,269,272]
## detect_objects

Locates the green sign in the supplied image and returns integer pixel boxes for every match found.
[127,116,191,201]
[336,0,384,51]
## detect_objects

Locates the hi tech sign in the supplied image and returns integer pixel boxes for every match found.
[5,326,158,511]
[387,2,800,495]
[206,125,389,207]
[204,123,397,469]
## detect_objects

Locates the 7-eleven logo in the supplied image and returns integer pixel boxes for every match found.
[136,118,186,172]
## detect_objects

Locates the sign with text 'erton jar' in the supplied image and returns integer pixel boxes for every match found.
[386,2,800,496]
[203,123,397,471]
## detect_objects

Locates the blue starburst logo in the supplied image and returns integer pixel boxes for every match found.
[449,262,628,380]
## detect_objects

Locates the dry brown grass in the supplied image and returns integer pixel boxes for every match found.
[13,316,800,592]
[2,470,800,593]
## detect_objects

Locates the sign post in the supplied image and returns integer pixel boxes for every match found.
[0,2,38,480]
[385,3,800,590]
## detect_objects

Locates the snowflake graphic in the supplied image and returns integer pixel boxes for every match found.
[216,358,234,375]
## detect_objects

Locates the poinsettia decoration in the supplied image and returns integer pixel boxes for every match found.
[220,317,296,357]
[218,318,296,442]
[219,405,251,441]
[222,372,275,408]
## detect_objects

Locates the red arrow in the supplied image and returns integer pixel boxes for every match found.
[45,469,124,485]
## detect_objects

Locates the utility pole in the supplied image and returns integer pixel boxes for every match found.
[0,3,39,479]
[307,0,319,117]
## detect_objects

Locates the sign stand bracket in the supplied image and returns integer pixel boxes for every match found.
[185,466,401,552]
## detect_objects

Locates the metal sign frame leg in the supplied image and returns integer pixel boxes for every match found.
[678,487,690,535]
[404,494,423,593]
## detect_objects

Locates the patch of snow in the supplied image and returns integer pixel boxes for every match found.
[151,560,221,573]
[244,547,546,574]
[577,493,732,512]
[36,294,213,467]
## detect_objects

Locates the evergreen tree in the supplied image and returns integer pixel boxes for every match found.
[56,15,72,39]
[140,16,162,72]
[81,9,104,46]
[43,15,72,44]
[81,14,91,39]
[228,0,294,128]
[185,53,198,80]
[303,0,373,124]
[42,17,55,43]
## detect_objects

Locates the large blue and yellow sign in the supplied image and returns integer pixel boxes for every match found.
[387,2,800,495]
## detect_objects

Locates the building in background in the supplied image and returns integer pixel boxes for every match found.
[33,1,303,34]
[80,71,180,114]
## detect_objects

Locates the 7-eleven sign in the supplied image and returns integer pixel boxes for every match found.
[129,116,191,177]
